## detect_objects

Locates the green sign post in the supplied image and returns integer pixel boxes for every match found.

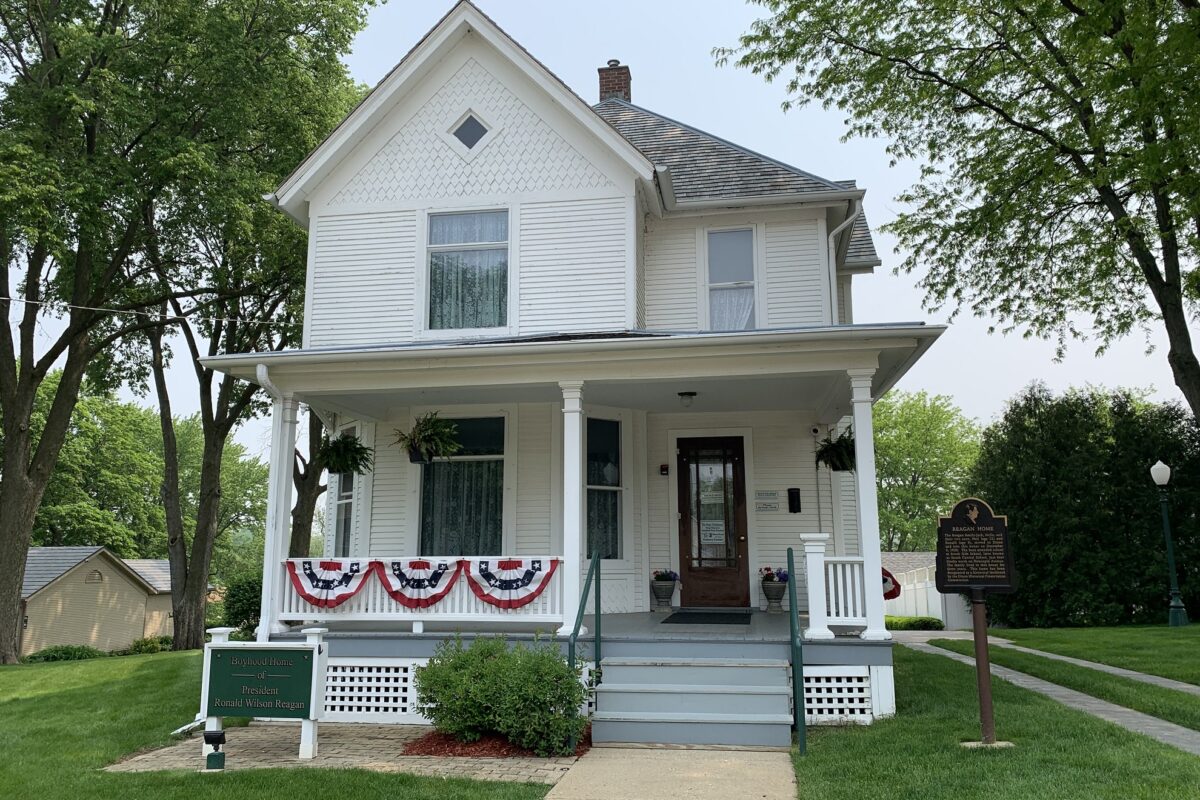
[206,647,314,719]
[200,627,326,768]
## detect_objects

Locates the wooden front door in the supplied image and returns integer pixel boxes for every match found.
[676,437,750,607]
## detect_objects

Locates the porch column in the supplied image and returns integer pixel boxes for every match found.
[800,533,834,640]
[848,369,890,641]
[257,394,299,642]
[558,380,585,636]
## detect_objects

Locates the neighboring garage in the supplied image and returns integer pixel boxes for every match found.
[19,546,174,657]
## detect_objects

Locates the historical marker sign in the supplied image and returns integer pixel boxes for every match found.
[205,646,315,719]
[936,498,1017,594]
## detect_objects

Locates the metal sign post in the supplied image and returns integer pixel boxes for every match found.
[936,499,1017,749]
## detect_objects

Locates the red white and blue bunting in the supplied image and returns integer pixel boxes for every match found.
[882,568,901,600]
[286,559,374,608]
[377,559,463,609]
[464,558,560,609]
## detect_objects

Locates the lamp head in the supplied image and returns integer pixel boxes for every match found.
[1151,460,1171,487]
[677,391,697,409]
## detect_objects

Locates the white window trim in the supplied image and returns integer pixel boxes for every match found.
[407,405,518,556]
[697,224,763,331]
[415,206,518,340]
[436,107,502,164]
[585,404,635,567]
[325,421,374,558]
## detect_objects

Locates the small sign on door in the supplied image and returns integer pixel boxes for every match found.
[699,520,726,544]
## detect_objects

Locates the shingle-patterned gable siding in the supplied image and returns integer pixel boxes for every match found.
[21,547,103,598]
[593,99,840,201]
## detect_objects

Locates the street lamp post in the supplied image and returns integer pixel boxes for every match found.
[1150,460,1189,627]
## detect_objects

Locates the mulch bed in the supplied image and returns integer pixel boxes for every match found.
[403,725,591,759]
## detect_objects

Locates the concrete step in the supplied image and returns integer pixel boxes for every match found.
[598,657,791,687]
[599,639,790,661]
[595,683,791,715]
[591,710,793,749]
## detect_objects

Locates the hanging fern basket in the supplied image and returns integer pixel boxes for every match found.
[815,429,856,472]
[395,411,461,465]
[321,435,375,475]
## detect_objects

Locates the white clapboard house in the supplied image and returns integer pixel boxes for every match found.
[204,1,943,747]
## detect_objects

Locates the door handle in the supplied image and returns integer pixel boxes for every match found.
[738,536,746,541]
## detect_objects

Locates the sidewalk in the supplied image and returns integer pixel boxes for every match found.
[547,747,796,800]
[994,642,1200,697]
[905,641,1200,756]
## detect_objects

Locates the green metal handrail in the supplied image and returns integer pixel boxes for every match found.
[567,554,601,751]
[787,546,807,755]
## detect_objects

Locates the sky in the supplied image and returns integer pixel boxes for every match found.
[142,0,1183,456]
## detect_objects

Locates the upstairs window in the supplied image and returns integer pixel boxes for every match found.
[452,115,488,149]
[428,211,508,331]
[706,228,755,331]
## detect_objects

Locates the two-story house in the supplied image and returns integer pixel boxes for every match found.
[205,1,944,748]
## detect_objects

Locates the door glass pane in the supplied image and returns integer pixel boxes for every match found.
[707,229,754,283]
[587,418,620,487]
[587,489,620,559]
[420,460,503,556]
[690,449,735,568]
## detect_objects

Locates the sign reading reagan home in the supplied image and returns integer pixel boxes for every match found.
[936,498,1017,594]
[205,647,314,719]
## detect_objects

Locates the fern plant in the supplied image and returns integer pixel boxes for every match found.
[319,434,374,475]
[394,411,461,463]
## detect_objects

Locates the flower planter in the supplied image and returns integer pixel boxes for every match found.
[650,580,676,610]
[408,445,432,464]
[761,580,787,613]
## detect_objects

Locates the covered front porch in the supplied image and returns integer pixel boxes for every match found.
[204,326,939,645]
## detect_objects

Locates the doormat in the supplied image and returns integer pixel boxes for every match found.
[661,611,751,625]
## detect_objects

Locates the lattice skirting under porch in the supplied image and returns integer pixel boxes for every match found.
[801,665,874,724]
[322,657,596,724]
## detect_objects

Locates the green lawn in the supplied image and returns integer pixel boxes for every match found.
[932,638,1200,732]
[794,646,1200,800]
[997,625,1200,685]
[0,651,547,800]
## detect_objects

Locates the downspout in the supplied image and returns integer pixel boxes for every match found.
[826,199,861,324]
[256,363,281,401]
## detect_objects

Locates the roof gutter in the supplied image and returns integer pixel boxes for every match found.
[827,199,861,323]
[667,187,864,212]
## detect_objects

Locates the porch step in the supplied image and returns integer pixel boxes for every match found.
[592,656,793,748]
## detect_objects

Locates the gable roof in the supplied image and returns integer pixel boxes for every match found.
[22,547,104,598]
[270,0,654,225]
[881,551,937,575]
[123,559,172,594]
[593,98,851,203]
[22,546,159,599]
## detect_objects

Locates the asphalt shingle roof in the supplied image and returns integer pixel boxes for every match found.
[123,559,172,594]
[594,98,881,266]
[881,551,938,575]
[21,546,103,598]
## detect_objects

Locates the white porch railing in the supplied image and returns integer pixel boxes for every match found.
[279,557,564,627]
[824,557,868,627]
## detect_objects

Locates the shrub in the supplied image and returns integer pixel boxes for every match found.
[885,615,945,631]
[127,637,163,655]
[23,645,108,663]
[415,636,585,757]
[157,635,174,648]
[223,573,262,632]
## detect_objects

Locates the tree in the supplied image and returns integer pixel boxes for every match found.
[33,383,166,557]
[971,384,1199,627]
[874,391,980,552]
[0,0,372,661]
[291,410,328,558]
[721,2,1200,418]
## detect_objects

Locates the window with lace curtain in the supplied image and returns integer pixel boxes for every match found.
[706,228,756,331]
[427,210,508,331]
[586,417,622,560]
[419,417,505,556]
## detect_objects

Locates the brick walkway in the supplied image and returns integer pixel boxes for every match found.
[105,722,576,784]
[995,642,1200,697]
[905,642,1200,756]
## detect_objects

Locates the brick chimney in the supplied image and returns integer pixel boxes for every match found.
[598,59,631,102]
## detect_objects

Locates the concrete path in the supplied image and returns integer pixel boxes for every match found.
[994,642,1200,697]
[546,747,796,800]
[905,642,1200,756]
[890,630,1010,644]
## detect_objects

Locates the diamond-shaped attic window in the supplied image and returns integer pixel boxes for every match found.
[452,115,488,149]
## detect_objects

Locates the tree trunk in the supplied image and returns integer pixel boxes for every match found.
[290,410,327,558]
[1160,291,1200,420]
[173,433,226,649]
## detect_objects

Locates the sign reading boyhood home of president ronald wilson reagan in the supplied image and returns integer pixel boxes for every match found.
[205,647,314,719]
[936,498,1018,594]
